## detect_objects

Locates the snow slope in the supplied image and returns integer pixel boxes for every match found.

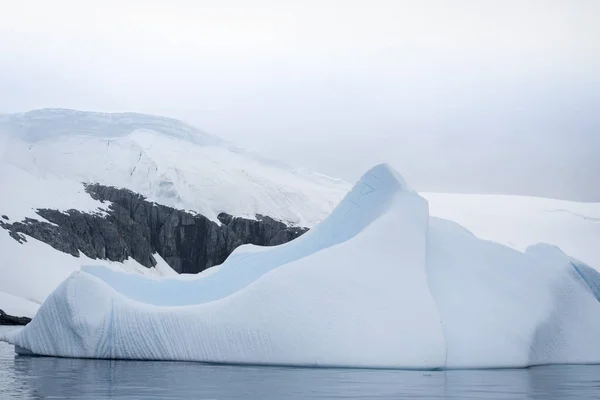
[0,109,347,226]
[0,229,177,318]
[4,164,600,369]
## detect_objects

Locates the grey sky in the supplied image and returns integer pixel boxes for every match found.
[1,0,598,200]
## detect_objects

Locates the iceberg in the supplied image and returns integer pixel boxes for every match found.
[3,164,600,369]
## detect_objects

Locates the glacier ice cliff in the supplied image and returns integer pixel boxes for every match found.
[3,163,600,369]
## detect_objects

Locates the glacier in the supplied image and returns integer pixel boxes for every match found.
[3,163,600,369]
[0,108,348,226]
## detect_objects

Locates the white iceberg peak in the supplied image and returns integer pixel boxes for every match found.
[358,162,415,194]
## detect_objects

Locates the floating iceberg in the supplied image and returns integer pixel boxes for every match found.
[3,164,600,369]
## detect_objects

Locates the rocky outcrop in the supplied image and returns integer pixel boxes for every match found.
[0,309,31,325]
[217,213,308,246]
[0,184,308,274]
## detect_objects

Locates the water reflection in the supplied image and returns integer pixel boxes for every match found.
[2,341,600,399]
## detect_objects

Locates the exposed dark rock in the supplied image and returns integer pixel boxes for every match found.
[217,212,308,247]
[0,184,308,274]
[217,212,234,225]
[268,227,308,246]
[0,309,31,325]
[1,215,8,220]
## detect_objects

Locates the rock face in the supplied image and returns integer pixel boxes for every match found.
[0,184,308,274]
[0,309,31,325]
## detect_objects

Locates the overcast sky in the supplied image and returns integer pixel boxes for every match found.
[0,0,598,200]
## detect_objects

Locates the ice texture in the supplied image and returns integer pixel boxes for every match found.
[3,164,600,369]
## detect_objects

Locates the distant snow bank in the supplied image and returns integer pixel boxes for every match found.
[5,164,600,369]
[424,193,600,268]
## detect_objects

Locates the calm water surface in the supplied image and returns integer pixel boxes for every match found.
[1,332,600,399]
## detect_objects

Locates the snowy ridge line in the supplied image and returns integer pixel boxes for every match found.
[4,163,600,369]
[2,108,225,146]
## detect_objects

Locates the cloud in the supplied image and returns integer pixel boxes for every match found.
[0,0,598,200]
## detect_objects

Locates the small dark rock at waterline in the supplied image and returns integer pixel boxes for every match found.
[0,309,31,325]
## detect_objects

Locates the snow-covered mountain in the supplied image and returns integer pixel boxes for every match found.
[0,109,349,319]
[0,109,347,225]
[0,108,598,322]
